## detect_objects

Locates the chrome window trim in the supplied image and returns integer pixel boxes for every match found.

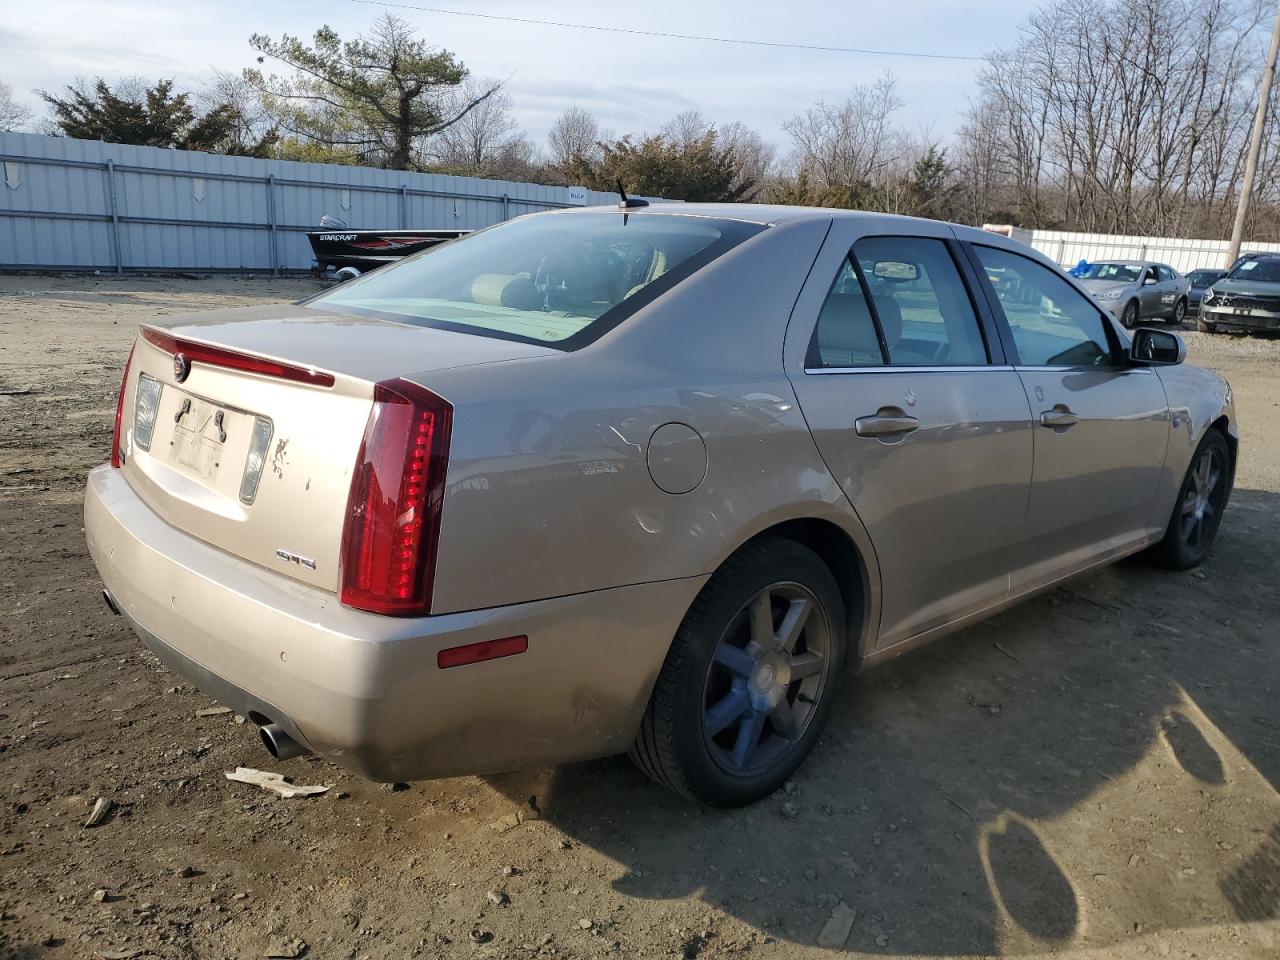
[802,363,1150,375]
[804,365,1015,375]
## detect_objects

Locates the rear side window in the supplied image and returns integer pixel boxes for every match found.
[808,237,990,368]
[310,212,764,350]
[807,258,886,368]
[973,245,1116,367]
[852,236,989,366]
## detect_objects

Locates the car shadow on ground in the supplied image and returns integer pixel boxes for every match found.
[488,487,1280,954]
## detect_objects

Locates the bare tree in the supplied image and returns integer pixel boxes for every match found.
[782,73,904,191]
[955,0,1275,237]
[720,121,776,200]
[0,80,32,132]
[546,106,604,176]
[197,70,278,156]
[425,78,522,176]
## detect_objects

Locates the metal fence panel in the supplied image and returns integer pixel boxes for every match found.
[1012,226,1280,273]
[0,131,662,273]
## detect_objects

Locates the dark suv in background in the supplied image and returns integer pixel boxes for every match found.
[1184,269,1226,318]
[1199,254,1280,334]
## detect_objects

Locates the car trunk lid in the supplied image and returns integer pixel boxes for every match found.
[117,304,554,594]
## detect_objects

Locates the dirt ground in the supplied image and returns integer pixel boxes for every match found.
[1,274,1279,960]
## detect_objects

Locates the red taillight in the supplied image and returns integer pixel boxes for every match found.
[110,346,136,468]
[339,378,453,616]
[437,635,528,669]
[140,327,335,388]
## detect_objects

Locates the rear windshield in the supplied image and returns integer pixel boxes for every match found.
[309,212,764,350]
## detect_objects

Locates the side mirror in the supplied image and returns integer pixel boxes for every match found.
[1143,276,1157,285]
[1131,328,1186,365]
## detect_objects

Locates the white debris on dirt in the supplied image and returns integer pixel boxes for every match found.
[194,706,232,718]
[83,796,114,828]
[225,767,330,799]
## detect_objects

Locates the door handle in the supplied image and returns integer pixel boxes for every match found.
[1039,405,1079,429]
[855,410,920,440]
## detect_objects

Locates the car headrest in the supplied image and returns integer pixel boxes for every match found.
[470,273,520,306]
[816,293,881,365]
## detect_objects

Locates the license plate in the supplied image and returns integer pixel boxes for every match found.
[171,399,226,481]
[1234,307,1253,316]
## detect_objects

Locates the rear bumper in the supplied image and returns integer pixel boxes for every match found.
[85,465,706,781]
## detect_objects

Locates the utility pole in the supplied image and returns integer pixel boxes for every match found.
[1226,0,1280,269]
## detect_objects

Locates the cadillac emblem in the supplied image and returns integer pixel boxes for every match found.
[173,352,191,383]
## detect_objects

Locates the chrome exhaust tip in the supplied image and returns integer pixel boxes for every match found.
[260,723,310,761]
[101,589,120,616]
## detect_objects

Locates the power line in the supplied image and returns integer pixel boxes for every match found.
[351,0,986,61]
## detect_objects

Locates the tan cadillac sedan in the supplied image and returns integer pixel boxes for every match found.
[86,204,1236,806]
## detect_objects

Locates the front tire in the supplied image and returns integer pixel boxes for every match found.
[630,537,847,806]
[1146,430,1231,570]
[1122,300,1140,328]
[1197,318,1219,334]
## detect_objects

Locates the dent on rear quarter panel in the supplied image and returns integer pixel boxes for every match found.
[424,217,876,618]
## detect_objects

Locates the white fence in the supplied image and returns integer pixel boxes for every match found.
[986,225,1280,274]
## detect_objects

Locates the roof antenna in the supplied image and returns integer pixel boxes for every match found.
[616,178,649,209]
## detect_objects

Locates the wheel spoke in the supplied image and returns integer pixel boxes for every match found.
[1196,455,1211,494]
[713,641,755,678]
[770,697,801,739]
[774,598,811,652]
[704,686,750,737]
[730,709,766,768]
[1206,463,1221,497]
[1180,491,1197,516]
[749,592,774,650]
[1180,514,1196,544]
[788,650,825,680]
[1202,500,1215,518]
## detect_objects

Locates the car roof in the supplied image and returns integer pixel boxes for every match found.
[555,202,952,228]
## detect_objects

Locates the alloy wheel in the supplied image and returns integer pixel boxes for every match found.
[701,581,831,777]
[1179,447,1224,551]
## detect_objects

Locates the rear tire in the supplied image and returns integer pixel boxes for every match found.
[1122,300,1140,328]
[1172,298,1187,324]
[630,537,847,806]
[1146,430,1231,570]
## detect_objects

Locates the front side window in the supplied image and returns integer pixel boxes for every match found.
[973,245,1116,367]
[310,212,764,350]
[851,236,989,366]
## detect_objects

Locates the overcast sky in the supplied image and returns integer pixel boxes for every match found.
[2,0,1016,151]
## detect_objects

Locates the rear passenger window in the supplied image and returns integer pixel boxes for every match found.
[852,237,989,366]
[807,259,886,368]
[807,236,990,369]
[973,245,1116,367]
